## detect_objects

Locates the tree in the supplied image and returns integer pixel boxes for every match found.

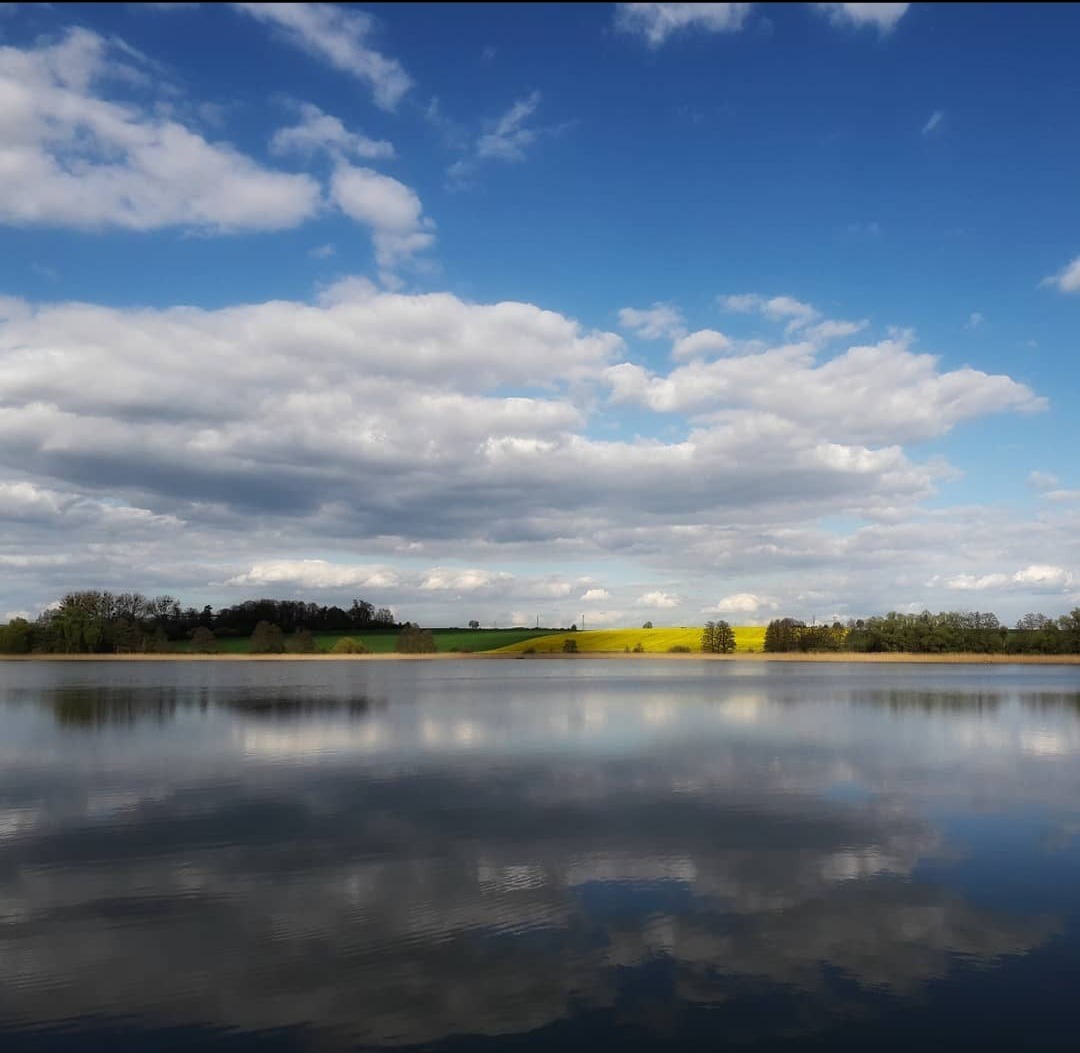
[286,629,317,653]
[764,618,804,652]
[562,638,578,652]
[396,624,436,653]
[0,617,32,654]
[642,621,653,629]
[468,620,480,630]
[191,626,217,653]
[715,620,736,654]
[146,626,171,654]
[331,636,369,654]
[700,621,717,653]
[250,620,285,654]
[569,623,577,632]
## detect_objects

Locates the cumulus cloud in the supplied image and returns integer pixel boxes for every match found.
[938,565,1075,593]
[964,312,984,330]
[233,3,411,110]
[814,3,910,32]
[615,3,754,46]
[0,279,1059,622]
[638,590,679,608]
[224,559,402,589]
[329,166,435,281]
[704,592,777,616]
[1042,255,1080,294]
[671,329,733,359]
[270,102,394,160]
[618,302,685,340]
[0,29,320,233]
[719,293,826,334]
[605,332,1043,445]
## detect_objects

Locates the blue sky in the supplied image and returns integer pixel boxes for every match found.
[0,2,1078,626]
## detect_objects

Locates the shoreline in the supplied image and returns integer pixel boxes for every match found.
[1,652,1079,665]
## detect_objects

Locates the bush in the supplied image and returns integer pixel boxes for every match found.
[632,642,645,653]
[562,638,578,653]
[668,645,691,653]
[395,625,436,653]
[250,620,285,654]
[523,647,536,654]
[190,626,217,654]
[331,637,368,654]
[286,629,317,653]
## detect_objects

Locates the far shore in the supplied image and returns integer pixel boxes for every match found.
[2,652,1080,665]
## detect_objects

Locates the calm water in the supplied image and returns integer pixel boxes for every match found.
[2,660,1080,1051]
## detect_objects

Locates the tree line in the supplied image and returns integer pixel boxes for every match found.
[762,610,1080,654]
[0,591,401,655]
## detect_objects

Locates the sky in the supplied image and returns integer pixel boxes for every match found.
[1,1,1078,629]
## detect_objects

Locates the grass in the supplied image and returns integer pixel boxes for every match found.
[492,626,767,654]
[174,628,555,655]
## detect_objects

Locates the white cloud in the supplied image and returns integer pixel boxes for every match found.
[814,3,910,32]
[719,293,821,334]
[922,110,944,135]
[581,588,611,601]
[615,3,753,46]
[0,29,320,233]
[329,166,435,282]
[638,590,680,608]
[618,302,685,340]
[607,331,1044,444]
[0,281,1059,623]
[1028,471,1059,492]
[420,568,513,592]
[476,91,542,162]
[271,102,394,160]
[940,565,1075,593]
[447,92,556,187]
[964,312,984,330]
[309,243,336,259]
[1042,255,1080,294]
[704,592,776,615]
[233,3,411,110]
[225,560,401,589]
[672,329,733,359]
[804,318,868,343]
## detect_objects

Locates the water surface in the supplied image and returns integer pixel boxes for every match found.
[2,659,1079,1050]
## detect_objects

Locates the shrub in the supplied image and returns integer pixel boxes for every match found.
[562,638,578,653]
[331,637,368,654]
[396,625,436,653]
[668,645,691,653]
[250,620,285,654]
[286,629,317,653]
[632,642,645,653]
[190,626,217,654]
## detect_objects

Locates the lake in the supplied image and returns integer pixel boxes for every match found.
[1,659,1079,1051]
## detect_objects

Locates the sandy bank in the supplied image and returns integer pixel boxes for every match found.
[2,652,1079,665]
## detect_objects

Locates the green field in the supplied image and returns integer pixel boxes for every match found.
[174,628,556,654]
[493,626,766,654]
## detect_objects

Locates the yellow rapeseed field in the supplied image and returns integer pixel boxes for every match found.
[492,626,766,654]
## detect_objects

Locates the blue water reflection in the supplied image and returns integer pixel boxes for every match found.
[0,659,1078,1050]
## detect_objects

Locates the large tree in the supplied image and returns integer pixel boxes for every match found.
[250,621,285,654]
